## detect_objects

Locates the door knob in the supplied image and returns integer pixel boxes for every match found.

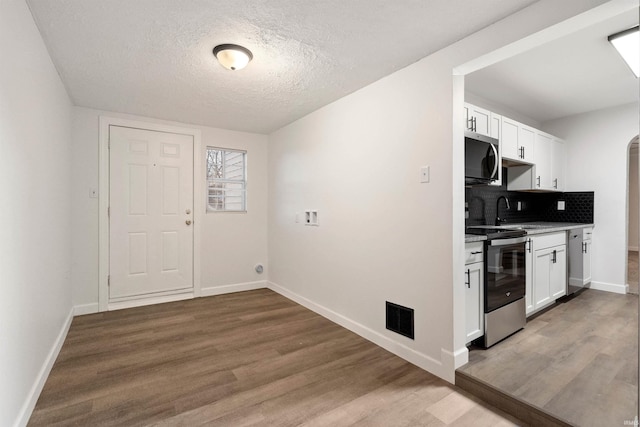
[186,220,192,225]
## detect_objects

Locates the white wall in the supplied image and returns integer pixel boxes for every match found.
[268,0,614,382]
[0,0,73,425]
[629,143,638,251]
[71,107,268,309]
[544,102,639,292]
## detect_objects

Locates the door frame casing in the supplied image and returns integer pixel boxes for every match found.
[99,116,203,312]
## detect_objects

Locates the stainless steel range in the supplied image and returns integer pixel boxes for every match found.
[466,227,527,347]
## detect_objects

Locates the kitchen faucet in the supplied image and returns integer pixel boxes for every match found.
[495,196,510,226]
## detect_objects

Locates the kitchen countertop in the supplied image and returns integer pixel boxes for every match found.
[465,222,594,243]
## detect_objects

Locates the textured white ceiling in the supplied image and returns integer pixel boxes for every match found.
[27,0,537,134]
[466,8,639,124]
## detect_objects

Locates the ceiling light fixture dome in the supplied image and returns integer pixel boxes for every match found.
[213,44,253,71]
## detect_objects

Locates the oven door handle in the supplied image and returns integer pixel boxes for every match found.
[488,236,528,246]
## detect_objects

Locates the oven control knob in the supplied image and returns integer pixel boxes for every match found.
[506,292,511,297]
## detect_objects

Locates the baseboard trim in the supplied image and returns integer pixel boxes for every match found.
[589,281,627,295]
[15,307,73,427]
[201,281,267,297]
[73,303,99,316]
[267,281,451,383]
[444,346,469,372]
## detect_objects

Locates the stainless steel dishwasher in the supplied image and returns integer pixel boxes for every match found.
[568,228,590,295]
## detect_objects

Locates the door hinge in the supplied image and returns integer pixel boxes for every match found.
[107,275,111,286]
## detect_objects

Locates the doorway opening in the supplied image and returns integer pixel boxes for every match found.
[627,136,639,295]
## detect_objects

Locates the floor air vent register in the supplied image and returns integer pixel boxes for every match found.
[385,301,414,339]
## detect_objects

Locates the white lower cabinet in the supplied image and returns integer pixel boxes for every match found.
[527,233,567,316]
[465,242,484,343]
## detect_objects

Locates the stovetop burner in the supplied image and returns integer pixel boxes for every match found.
[466,226,527,240]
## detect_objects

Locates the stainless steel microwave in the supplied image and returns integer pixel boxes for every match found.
[465,131,499,184]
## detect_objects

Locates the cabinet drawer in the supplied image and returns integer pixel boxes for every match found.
[465,242,484,264]
[531,232,566,251]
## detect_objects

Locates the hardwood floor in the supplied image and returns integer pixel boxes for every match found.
[629,250,638,295]
[29,289,522,426]
[457,289,638,427]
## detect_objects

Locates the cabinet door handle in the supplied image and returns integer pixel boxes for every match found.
[537,176,541,187]
[526,239,532,253]
[553,178,558,189]
[582,242,587,254]
[465,269,471,288]
[552,250,557,264]
[470,251,482,255]
[467,117,474,131]
[473,117,477,132]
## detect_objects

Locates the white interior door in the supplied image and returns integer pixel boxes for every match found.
[109,125,194,300]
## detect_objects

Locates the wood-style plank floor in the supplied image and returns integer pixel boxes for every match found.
[458,289,638,427]
[629,251,638,295]
[29,289,522,426]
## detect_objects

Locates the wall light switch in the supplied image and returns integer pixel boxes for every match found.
[557,200,565,211]
[420,166,430,183]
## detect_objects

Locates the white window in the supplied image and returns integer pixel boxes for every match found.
[206,147,246,212]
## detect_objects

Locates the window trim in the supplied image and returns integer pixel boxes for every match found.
[206,146,247,213]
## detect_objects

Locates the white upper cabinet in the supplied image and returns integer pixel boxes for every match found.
[510,131,565,192]
[552,138,565,191]
[518,124,535,163]
[490,113,501,140]
[534,132,565,191]
[501,117,534,163]
[464,103,491,137]
[534,132,553,190]
[501,117,519,160]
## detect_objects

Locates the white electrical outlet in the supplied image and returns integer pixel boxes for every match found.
[304,210,319,226]
[557,200,565,211]
[517,201,522,211]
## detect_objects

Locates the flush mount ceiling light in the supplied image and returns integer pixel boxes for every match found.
[212,44,253,71]
[608,26,639,78]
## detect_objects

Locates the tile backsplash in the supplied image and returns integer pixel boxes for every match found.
[466,168,594,226]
